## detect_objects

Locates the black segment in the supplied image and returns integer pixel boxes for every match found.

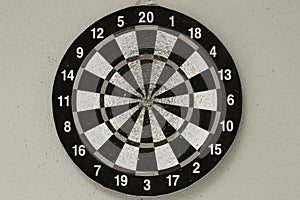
[118,107,142,138]
[99,136,124,162]
[189,73,208,92]
[105,103,139,120]
[141,109,153,143]
[155,83,188,98]
[172,38,195,59]
[190,109,212,130]
[137,148,158,171]
[136,29,157,55]
[168,52,186,66]
[152,108,177,137]
[118,64,144,96]
[105,82,139,99]
[98,40,124,66]
[78,70,103,93]
[157,65,176,85]
[169,137,197,163]
[156,103,188,119]
[141,60,152,96]
[151,65,176,95]
[77,109,103,132]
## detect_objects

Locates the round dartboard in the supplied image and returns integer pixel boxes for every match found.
[52,5,242,196]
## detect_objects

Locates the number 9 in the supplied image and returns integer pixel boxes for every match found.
[76,47,83,58]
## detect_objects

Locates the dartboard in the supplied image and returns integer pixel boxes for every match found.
[52,5,242,196]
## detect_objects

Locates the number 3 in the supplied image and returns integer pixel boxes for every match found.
[143,179,151,191]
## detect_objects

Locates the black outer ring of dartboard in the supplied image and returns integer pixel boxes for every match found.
[52,6,242,196]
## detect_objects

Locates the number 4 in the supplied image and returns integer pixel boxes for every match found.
[210,46,217,57]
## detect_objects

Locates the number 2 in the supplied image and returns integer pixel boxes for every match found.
[193,162,200,174]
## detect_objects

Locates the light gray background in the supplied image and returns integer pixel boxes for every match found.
[0,0,299,199]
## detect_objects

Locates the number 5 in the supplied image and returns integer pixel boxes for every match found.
[117,16,124,27]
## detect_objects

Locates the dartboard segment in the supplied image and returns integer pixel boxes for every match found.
[52,5,242,196]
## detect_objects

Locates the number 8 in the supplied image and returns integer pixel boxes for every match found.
[64,121,71,132]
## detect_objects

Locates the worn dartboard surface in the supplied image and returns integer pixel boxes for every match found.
[52,5,242,196]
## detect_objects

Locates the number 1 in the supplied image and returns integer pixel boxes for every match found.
[169,15,174,27]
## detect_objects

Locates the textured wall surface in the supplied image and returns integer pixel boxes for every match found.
[0,0,299,199]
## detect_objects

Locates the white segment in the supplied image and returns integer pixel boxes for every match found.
[194,89,217,111]
[155,143,179,170]
[128,60,145,94]
[115,31,139,59]
[180,52,209,79]
[85,52,113,79]
[110,72,140,96]
[104,95,140,107]
[84,123,113,150]
[153,105,185,130]
[128,108,145,143]
[76,90,100,112]
[149,59,165,93]
[148,108,166,142]
[115,143,139,171]
[155,94,190,108]
[109,105,140,130]
[181,122,209,150]
[154,71,185,97]
[154,30,177,58]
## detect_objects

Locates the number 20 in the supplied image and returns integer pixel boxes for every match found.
[138,11,154,23]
